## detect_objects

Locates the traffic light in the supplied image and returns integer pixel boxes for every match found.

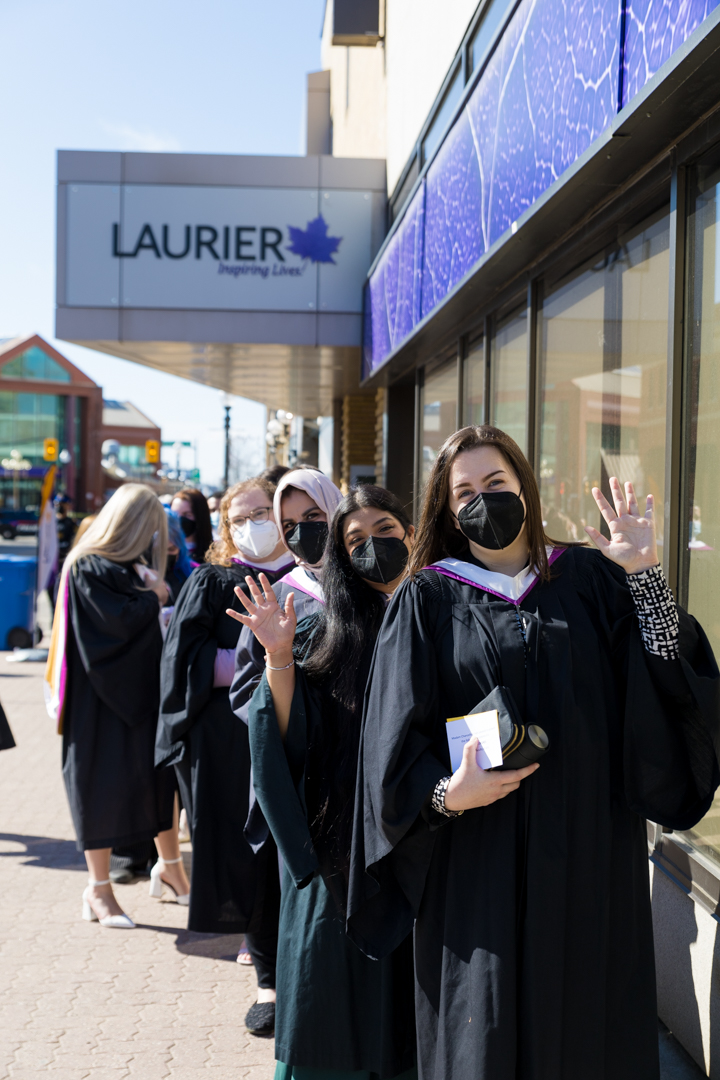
[145,439,160,464]
[43,438,59,461]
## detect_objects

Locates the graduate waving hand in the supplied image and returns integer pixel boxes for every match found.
[584,477,659,574]
[228,574,297,738]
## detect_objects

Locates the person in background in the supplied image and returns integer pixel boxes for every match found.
[171,488,213,564]
[260,465,290,485]
[44,484,189,928]
[156,477,294,948]
[72,513,97,546]
[164,509,194,606]
[55,497,77,570]
[230,485,417,1080]
[207,492,224,540]
[229,467,342,1037]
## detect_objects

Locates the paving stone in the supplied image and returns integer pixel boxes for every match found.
[0,659,276,1079]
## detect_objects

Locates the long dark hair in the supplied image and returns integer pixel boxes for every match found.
[173,488,213,563]
[303,484,412,712]
[408,425,571,580]
[302,485,412,886]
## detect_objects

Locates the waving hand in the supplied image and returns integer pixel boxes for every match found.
[584,478,659,575]
[226,574,297,656]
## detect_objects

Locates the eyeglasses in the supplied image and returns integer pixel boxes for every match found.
[230,507,272,528]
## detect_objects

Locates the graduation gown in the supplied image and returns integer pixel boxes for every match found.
[0,698,15,751]
[156,559,292,934]
[62,555,172,851]
[231,572,324,853]
[249,669,417,1078]
[348,546,720,1080]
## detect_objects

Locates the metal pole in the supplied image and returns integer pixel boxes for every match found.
[223,405,231,489]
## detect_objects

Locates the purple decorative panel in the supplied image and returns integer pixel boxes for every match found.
[622,0,719,106]
[362,0,720,375]
[422,0,621,318]
[363,181,426,377]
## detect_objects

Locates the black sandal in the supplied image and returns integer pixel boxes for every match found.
[245,1000,275,1037]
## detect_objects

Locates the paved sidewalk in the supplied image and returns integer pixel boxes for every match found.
[0,658,275,1080]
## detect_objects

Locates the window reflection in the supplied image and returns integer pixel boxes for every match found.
[677,154,720,862]
[537,211,669,546]
[420,361,458,488]
[491,307,527,454]
[470,0,514,73]
[463,338,484,426]
[421,66,464,166]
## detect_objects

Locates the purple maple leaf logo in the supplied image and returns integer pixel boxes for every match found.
[286,215,342,264]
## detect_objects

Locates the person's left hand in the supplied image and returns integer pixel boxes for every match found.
[584,477,659,575]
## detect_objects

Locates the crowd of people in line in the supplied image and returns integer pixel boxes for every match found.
[42,424,720,1080]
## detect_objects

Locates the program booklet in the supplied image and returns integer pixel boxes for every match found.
[446,709,503,772]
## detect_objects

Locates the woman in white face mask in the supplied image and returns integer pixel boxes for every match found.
[156,478,294,949]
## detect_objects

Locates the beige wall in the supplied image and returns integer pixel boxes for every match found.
[321,5,387,163]
[384,0,478,191]
[321,0,480,193]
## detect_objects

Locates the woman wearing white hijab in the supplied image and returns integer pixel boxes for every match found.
[229,467,342,1038]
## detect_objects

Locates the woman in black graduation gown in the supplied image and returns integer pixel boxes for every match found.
[347,425,720,1080]
[46,484,182,928]
[229,467,342,1036]
[156,476,294,935]
[229,485,417,1080]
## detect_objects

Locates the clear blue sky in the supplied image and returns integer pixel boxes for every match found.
[0,0,326,488]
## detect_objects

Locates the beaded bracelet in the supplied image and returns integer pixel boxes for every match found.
[431,776,464,818]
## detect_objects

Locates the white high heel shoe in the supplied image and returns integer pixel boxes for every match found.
[82,879,136,928]
[149,857,190,906]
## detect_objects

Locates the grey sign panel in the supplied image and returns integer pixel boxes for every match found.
[62,181,375,315]
[66,185,121,307]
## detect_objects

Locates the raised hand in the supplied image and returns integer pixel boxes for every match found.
[226,574,297,656]
[584,477,659,575]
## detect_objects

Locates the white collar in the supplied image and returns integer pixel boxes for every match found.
[427,547,562,604]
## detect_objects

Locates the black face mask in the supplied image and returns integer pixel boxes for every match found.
[166,553,177,573]
[179,516,195,539]
[350,535,409,585]
[285,521,328,565]
[457,491,525,550]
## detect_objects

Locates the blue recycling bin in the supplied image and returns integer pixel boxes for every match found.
[0,556,37,649]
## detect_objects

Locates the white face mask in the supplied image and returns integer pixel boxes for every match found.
[231,518,280,560]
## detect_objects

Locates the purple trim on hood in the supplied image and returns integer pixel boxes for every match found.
[423,547,565,604]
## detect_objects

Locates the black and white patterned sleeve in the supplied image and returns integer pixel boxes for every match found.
[626,564,679,660]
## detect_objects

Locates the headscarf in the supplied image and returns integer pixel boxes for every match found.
[165,508,194,580]
[273,468,343,572]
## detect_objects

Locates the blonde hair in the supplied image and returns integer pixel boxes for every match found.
[206,477,277,566]
[63,484,168,584]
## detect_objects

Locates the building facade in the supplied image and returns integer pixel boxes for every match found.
[56,1,720,1068]
[0,335,103,516]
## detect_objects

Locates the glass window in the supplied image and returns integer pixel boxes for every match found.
[463,337,485,425]
[420,360,458,488]
[677,149,720,863]
[470,0,514,74]
[537,210,669,545]
[421,65,464,166]
[1,346,71,383]
[491,307,528,453]
[0,391,65,510]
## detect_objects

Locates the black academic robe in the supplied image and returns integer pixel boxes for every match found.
[0,698,15,751]
[62,555,172,851]
[248,669,417,1078]
[348,546,720,1080]
[156,559,292,934]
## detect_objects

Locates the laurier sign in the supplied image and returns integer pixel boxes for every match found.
[63,183,374,313]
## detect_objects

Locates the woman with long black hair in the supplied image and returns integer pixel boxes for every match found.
[348,425,720,1080]
[228,485,417,1080]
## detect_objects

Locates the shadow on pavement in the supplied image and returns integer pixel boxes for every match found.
[131,920,243,961]
[0,832,85,869]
